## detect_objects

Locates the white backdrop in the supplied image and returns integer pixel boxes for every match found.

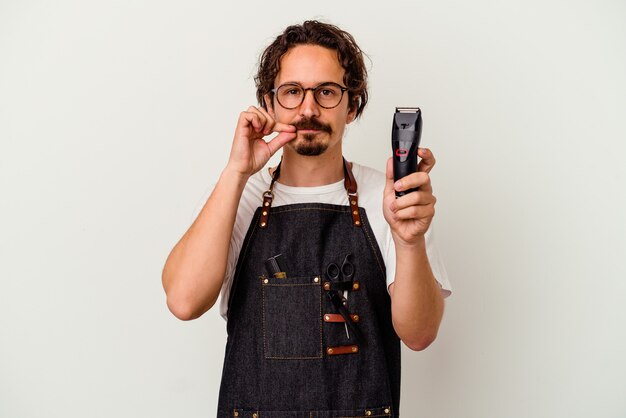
[1,0,625,417]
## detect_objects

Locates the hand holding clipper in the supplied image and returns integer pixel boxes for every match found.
[392,107,422,197]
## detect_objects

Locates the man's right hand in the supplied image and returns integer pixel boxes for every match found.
[226,106,296,177]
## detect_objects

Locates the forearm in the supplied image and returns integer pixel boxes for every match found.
[390,235,444,351]
[162,166,249,320]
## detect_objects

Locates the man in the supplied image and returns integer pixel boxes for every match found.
[162,20,451,417]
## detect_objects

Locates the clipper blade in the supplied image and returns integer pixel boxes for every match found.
[395,107,421,113]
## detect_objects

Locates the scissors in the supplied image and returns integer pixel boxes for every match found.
[326,253,355,283]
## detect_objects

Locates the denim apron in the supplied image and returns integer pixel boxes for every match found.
[217,159,401,417]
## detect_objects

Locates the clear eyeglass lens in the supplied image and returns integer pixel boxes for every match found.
[277,85,304,108]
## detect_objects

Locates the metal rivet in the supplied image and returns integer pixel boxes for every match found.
[263,278,268,284]
[327,348,334,354]
[365,410,371,416]
[351,200,356,205]
[261,222,266,227]
[384,408,390,414]
[355,220,361,225]
[264,201,269,206]
[233,412,239,417]
[323,282,330,290]
[353,282,359,290]
[352,210,358,215]
[324,315,330,321]
[352,346,358,352]
[313,276,319,283]
[262,211,267,216]
[352,315,359,322]
[252,414,258,418]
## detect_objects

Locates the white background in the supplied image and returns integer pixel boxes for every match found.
[1,0,625,417]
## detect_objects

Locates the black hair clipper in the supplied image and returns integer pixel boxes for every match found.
[392,107,422,197]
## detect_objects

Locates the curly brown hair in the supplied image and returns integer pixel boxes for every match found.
[255,20,368,119]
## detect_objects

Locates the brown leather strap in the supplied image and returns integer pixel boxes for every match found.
[326,345,359,355]
[323,280,360,291]
[343,158,362,227]
[260,157,361,228]
[343,157,357,195]
[323,313,360,323]
[259,191,273,228]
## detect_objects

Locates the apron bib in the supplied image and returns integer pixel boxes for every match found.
[217,159,401,417]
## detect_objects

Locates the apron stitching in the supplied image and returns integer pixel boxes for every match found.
[264,283,321,287]
[337,415,389,418]
[358,210,398,414]
[261,278,267,359]
[265,355,323,360]
[319,278,323,357]
[359,211,386,277]
[272,207,348,214]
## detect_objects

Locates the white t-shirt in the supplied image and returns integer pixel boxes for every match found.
[194,162,451,319]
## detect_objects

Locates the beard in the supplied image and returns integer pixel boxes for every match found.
[292,118,333,156]
[294,133,328,156]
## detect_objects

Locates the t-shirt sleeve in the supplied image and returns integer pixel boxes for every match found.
[385,222,452,298]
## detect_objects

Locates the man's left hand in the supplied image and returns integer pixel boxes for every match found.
[383,148,437,246]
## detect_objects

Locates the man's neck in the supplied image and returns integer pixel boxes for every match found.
[272,148,344,187]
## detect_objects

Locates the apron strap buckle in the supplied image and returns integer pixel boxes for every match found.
[348,191,362,227]
[259,190,274,228]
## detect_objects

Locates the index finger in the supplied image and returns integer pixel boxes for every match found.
[417,147,436,173]
[273,122,296,133]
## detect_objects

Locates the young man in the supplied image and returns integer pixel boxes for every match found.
[162,20,451,417]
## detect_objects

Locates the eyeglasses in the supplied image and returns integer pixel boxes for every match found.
[271,82,349,109]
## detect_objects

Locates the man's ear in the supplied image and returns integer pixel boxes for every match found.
[346,95,360,124]
[346,106,357,125]
[264,93,275,118]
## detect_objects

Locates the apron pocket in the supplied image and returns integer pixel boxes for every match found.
[261,275,322,359]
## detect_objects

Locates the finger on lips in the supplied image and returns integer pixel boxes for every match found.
[274,122,296,133]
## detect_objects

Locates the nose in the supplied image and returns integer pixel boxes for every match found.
[298,89,321,118]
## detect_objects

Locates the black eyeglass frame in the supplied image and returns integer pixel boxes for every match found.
[270,82,349,110]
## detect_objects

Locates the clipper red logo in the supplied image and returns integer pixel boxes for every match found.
[395,148,409,157]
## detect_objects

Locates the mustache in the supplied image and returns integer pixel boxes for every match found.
[293,118,332,133]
